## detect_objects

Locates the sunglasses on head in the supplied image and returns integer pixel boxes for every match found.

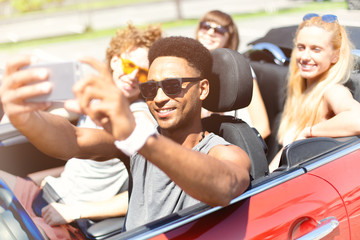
[199,21,228,35]
[120,58,148,83]
[302,13,338,23]
[139,77,202,99]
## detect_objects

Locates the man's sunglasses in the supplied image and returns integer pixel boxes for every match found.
[139,77,202,98]
[199,21,228,35]
[120,58,148,83]
[302,13,338,23]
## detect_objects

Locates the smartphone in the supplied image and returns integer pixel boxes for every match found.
[23,61,82,102]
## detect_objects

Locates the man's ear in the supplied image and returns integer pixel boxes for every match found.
[199,79,209,101]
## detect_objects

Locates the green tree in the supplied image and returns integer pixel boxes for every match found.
[11,0,63,13]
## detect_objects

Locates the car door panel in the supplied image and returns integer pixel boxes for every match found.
[0,141,65,177]
[306,149,360,240]
[151,173,349,239]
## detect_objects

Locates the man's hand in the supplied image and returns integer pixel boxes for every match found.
[65,56,135,140]
[42,202,80,226]
[0,55,52,125]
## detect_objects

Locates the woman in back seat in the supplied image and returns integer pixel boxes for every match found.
[269,14,360,172]
[195,10,271,140]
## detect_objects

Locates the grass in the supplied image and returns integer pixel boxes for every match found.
[0,1,348,51]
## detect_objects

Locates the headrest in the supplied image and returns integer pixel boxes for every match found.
[248,25,297,50]
[203,48,253,112]
[247,42,289,66]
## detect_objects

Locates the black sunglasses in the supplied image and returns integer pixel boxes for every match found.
[199,21,228,35]
[302,13,338,23]
[140,77,202,98]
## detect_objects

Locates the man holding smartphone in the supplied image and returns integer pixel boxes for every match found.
[0,23,161,239]
[1,36,251,232]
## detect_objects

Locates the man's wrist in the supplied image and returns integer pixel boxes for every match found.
[114,119,156,156]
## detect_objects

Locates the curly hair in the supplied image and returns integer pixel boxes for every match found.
[148,36,213,79]
[105,23,162,70]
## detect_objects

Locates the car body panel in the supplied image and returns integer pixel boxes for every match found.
[149,171,349,239]
[307,148,360,239]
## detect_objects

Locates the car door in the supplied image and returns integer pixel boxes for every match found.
[305,147,360,240]
[0,122,65,177]
[146,168,349,240]
[240,173,349,239]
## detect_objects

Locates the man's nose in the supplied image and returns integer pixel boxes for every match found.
[154,86,169,102]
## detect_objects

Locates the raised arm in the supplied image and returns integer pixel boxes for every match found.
[0,55,121,161]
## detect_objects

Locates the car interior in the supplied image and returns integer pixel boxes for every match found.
[0,123,65,178]
[1,25,360,239]
[202,48,269,180]
[245,25,360,173]
[249,60,288,162]
[75,47,271,239]
[105,49,360,238]
[0,47,270,239]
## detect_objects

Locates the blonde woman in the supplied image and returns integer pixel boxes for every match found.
[269,14,360,172]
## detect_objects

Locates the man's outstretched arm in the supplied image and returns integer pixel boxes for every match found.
[0,55,122,161]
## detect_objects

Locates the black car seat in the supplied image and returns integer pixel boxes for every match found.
[345,71,360,102]
[276,136,359,172]
[249,61,289,163]
[202,48,269,180]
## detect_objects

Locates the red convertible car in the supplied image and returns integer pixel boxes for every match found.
[1,26,360,239]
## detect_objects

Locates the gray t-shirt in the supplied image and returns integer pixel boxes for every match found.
[124,132,231,231]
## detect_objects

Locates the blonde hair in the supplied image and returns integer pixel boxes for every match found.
[195,10,239,50]
[105,23,162,70]
[278,16,355,144]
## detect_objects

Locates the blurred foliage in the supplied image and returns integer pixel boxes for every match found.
[11,0,63,13]
[5,0,165,15]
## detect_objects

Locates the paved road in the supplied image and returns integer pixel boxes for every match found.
[0,0,359,69]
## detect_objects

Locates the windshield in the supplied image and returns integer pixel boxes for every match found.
[0,179,44,240]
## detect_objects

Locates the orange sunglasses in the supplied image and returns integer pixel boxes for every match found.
[120,58,148,83]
